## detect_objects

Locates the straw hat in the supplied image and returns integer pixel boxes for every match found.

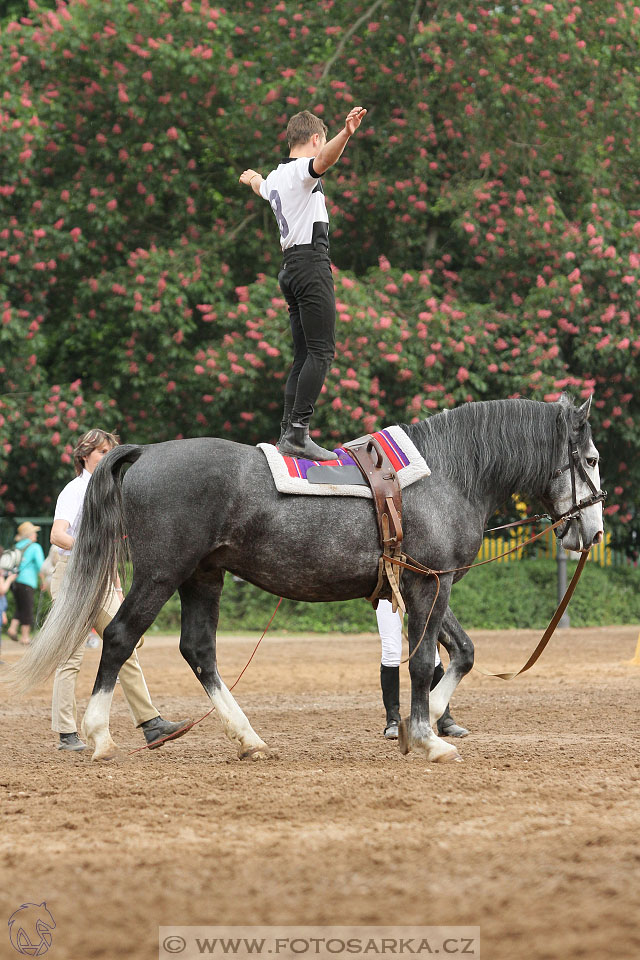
[15,521,41,540]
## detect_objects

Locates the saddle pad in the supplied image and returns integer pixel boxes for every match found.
[257,425,430,498]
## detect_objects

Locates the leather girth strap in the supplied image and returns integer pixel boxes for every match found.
[346,435,405,612]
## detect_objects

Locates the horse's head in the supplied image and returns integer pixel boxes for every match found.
[543,395,605,552]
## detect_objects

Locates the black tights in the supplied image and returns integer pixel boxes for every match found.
[278,251,335,426]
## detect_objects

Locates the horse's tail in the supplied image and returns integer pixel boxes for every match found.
[2,444,143,694]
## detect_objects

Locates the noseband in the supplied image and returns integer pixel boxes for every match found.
[552,432,607,537]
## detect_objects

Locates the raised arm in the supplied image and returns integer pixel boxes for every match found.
[239,168,264,196]
[312,106,367,176]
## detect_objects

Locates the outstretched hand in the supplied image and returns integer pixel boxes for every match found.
[239,168,260,186]
[345,107,367,137]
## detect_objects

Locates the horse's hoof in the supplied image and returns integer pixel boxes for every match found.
[397,718,410,756]
[433,745,462,763]
[239,745,272,761]
[90,739,118,762]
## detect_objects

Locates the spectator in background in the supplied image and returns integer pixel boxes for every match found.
[0,549,18,663]
[7,522,45,647]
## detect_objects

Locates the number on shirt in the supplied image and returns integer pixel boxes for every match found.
[269,189,289,238]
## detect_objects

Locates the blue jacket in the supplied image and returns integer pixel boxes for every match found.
[15,538,45,590]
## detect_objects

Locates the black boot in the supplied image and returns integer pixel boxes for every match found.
[380,664,401,739]
[278,422,336,461]
[277,398,294,446]
[140,715,193,749]
[431,662,469,738]
[437,705,469,738]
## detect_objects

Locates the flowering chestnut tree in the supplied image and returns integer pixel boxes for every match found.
[0,0,638,550]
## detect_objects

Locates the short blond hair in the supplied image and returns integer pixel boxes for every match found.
[286,110,328,149]
[73,428,120,476]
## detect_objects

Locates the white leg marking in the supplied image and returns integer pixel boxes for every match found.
[82,690,118,761]
[209,680,271,759]
[429,670,461,726]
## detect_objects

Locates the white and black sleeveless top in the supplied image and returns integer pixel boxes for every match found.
[259,157,329,250]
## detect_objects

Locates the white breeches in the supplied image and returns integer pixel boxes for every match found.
[377,599,441,668]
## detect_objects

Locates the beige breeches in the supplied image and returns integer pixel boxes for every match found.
[50,557,158,733]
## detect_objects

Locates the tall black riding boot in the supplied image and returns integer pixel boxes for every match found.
[380,664,401,740]
[278,422,336,461]
[431,662,469,738]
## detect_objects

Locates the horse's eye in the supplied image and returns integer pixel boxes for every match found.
[586,457,598,468]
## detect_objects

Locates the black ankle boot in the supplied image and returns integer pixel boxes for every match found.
[278,422,336,461]
[278,400,294,446]
[380,664,401,739]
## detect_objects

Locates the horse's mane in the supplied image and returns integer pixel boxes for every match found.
[404,398,580,503]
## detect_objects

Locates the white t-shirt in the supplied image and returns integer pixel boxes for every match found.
[53,469,91,556]
[260,157,329,250]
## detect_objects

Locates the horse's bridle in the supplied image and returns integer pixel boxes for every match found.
[552,431,607,538]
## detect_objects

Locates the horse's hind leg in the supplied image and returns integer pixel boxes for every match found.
[429,606,475,727]
[82,580,174,761]
[178,572,271,760]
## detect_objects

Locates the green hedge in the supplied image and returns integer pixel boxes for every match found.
[147,560,639,634]
[6,560,636,641]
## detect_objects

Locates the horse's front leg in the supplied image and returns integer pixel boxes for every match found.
[178,573,272,760]
[429,606,475,727]
[400,575,461,763]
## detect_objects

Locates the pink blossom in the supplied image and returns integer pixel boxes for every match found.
[167,127,179,141]
[457,366,469,383]
[70,227,82,242]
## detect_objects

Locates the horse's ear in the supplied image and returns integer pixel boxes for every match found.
[576,395,592,424]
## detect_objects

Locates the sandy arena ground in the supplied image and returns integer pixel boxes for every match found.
[1,624,639,960]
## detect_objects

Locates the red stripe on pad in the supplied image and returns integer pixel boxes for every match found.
[372,430,405,472]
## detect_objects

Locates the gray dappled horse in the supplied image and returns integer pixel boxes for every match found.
[9,395,603,763]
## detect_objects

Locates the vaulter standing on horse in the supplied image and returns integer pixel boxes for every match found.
[239,106,367,461]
